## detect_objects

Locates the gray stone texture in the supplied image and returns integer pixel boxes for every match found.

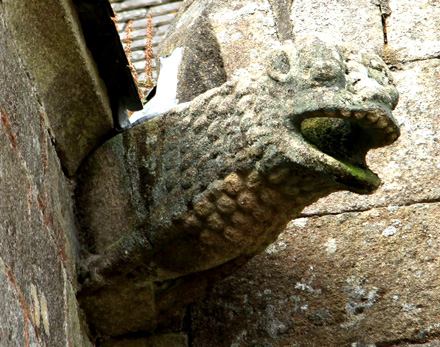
[101,333,188,347]
[1,0,439,345]
[191,204,440,345]
[291,0,385,54]
[386,0,440,62]
[303,58,440,216]
[77,0,401,341]
[0,3,91,346]
[3,0,114,175]
[147,334,188,347]
[189,0,440,346]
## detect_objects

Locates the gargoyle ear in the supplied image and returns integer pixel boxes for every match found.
[267,46,297,82]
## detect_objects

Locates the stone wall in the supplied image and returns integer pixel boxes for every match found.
[188,1,440,346]
[0,0,111,345]
[1,0,439,346]
[108,0,440,345]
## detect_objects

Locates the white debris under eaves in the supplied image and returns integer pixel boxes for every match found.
[129,47,185,125]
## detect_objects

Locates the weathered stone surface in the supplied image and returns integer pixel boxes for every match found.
[0,0,437,344]
[80,280,157,336]
[0,7,90,346]
[77,1,400,336]
[160,0,281,81]
[387,0,440,62]
[303,58,440,216]
[159,16,228,102]
[101,333,188,347]
[188,1,440,346]
[190,203,440,346]
[2,0,114,175]
[291,0,385,54]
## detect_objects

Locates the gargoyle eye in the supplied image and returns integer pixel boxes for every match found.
[267,50,291,82]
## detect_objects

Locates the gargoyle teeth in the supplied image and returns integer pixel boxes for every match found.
[386,132,399,143]
[352,110,367,120]
[366,113,379,123]
[361,111,390,128]
[323,110,336,117]
[299,108,395,131]
[384,125,396,134]
[372,117,389,129]
[339,110,352,118]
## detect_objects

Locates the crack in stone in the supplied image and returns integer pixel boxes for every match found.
[402,55,440,64]
[376,0,391,45]
[267,0,294,42]
[299,197,440,218]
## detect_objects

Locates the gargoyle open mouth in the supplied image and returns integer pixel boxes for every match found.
[296,106,400,194]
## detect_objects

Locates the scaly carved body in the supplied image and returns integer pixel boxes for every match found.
[76,7,400,339]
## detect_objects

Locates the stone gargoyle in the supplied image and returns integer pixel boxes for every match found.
[76,0,400,341]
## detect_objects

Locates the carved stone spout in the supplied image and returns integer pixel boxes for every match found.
[76,0,399,340]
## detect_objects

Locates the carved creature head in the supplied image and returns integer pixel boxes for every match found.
[77,7,400,339]
[264,34,399,194]
[78,35,399,280]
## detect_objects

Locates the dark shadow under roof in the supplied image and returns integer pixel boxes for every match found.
[73,0,143,129]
